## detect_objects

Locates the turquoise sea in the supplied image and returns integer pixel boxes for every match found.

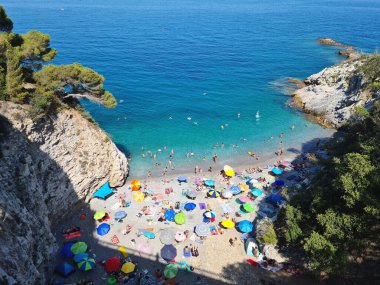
[3,0,380,177]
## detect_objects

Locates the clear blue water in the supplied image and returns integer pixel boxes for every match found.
[3,0,380,177]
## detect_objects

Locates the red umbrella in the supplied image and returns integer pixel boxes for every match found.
[105,257,121,272]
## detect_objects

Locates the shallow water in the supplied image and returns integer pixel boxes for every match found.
[4,0,380,177]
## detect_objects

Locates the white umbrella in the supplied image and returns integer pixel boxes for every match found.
[195,223,210,237]
[222,189,233,198]
[160,229,175,245]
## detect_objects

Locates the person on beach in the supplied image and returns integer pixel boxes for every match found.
[195,165,199,174]
[208,166,213,172]
[213,154,218,163]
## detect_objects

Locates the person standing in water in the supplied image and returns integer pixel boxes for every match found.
[237,113,240,119]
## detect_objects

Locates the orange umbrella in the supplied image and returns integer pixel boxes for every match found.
[131,179,141,191]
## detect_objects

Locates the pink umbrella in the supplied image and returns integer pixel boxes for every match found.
[137,243,153,256]
[175,231,185,242]
[239,196,251,203]
[280,160,292,167]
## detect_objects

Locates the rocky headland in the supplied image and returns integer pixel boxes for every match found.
[0,101,128,284]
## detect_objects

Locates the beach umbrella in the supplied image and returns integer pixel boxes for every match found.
[239,196,251,203]
[175,231,185,242]
[60,242,74,258]
[251,188,263,197]
[224,165,235,177]
[207,189,220,198]
[93,210,106,220]
[133,191,145,202]
[165,209,176,222]
[114,210,127,220]
[105,257,121,272]
[131,179,141,191]
[73,253,88,263]
[239,184,249,191]
[97,223,110,236]
[161,245,177,261]
[144,231,155,239]
[222,189,233,198]
[252,183,262,189]
[164,264,178,279]
[271,167,283,175]
[205,180,215,187]
[203,210,215,219]
[177,176,187,182]
[160,229,175,245]
[174,213,186,225]
[71,242,87,254]
[221,219,235,228]
[249,178,259,184]
[187,190,198,199]
[230,185,241,195]
[77,257,96,271]
[108,277,117,285]
[274,180,285,187]
[177,261,191,271]
[195,223,210,237]
[121,262,136,274]
[55,262,74,277]
[238,220,253,233]
[184,202,196,211]
[137,243,154,256]
[264,174,275,183]
[280,160,292,167]
[242,203,254,213]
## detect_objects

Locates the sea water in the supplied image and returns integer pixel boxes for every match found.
[4,0,380,177]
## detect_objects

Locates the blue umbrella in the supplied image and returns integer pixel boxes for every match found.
[73,252,88,263]
[115,210,127,220]
[60,242,74,258]
[178,176,187,182]
[274,180,285,187]
[165,209,176,221]
[238,220,254,233]
[184,202,196,211]
[205,180,215,187]
[55,262,74,277]
[160,245,177,261]
[97,223,110,236]
[272,167,283,175]
[266,194,286,206]
[251,188,263,197]
[230,185,241,195]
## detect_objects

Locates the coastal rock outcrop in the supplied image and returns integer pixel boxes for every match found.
[0,102,128,284]
[293,57,376,127]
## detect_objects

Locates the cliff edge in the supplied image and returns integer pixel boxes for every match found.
[0,101,128,284]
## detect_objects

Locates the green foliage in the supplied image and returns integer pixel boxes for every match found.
[256,219,278,245]
[360,54,380,88]
[29,93,52,119]
[0,65,6,99]
[6,46,27,103]
[0,5,13,33]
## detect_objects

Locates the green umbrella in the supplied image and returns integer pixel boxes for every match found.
[243,203,254,213]
[177,261,191,271]
[71,241,88,254]
[164,263,178,279]
[107,277,117,285]
[77,257,95,271]
[93,210,106,220]
[174,213,186,225]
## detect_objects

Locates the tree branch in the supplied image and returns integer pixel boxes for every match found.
[63,93,102,104]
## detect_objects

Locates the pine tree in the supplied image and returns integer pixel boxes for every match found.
[6,47,27,103]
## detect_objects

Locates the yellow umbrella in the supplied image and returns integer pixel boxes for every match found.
[221,219,235,228]
[252,183,262,189]
[93,210,106,220]
[264,174,275,182]
[133,191,145,202]
[239,184,249,191]
[121,262,135,274]
[223,165,235,177]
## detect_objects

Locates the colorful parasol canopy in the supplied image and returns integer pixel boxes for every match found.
[195,223,210,237]
[93,210,106,220]
[230,186,241,195]
[105,257,121,272]
[160,229,175,245]
[114,210,127,220]
[242,203,254,213]
[251,188,263,197]
[60,242,74,258]
[131,179,141,191]
[133,191,145,202]
[274,180,285,187]
[175,231,185,242]
[144,231,155,239]
[272,167,283,175]
[239,184,249,191]
[203,210,215,219]
[264,174,275,183]
[221,219,235,228]
[161,245,177,261]
[223,165,235,177]
[184,202,196,211]
[222,189,233,198]
[121,262,136,274]
[165,209,175,222]
[164,263,178,279]
[77,257,96,271]
[207,189,220,198]
[238,220,253,233]
[174,212,186,225]
[239,196,251,203]
[71,241,87,254]
[73,252,88,263]
[97,223,110,236]
[205,180,215,187]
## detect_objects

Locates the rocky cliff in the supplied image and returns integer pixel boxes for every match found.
[0,101,128,284]
[293,56,378,127]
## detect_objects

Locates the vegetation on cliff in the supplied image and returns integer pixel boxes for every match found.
[0,5,116,118]
[275,103,380,279]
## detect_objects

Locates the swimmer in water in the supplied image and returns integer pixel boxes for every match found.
[238,113,240,119]
[187,117,192,121]
[169,116,172,120]
[255,111,260,118]
[221,125,224,130]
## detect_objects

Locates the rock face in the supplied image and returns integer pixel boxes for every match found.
[0,101,128,284]
[293,58,375,127]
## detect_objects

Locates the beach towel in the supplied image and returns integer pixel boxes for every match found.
[183,248,191,258]
[221,203,232,213]
[199,203,206,210]
[111,235,120,245]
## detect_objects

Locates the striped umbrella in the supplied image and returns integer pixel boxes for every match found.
[77,257,96,271]
[164,263,178,279]
[133,191,145,202]
[207,189,220,198]
[203,210,215,219]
